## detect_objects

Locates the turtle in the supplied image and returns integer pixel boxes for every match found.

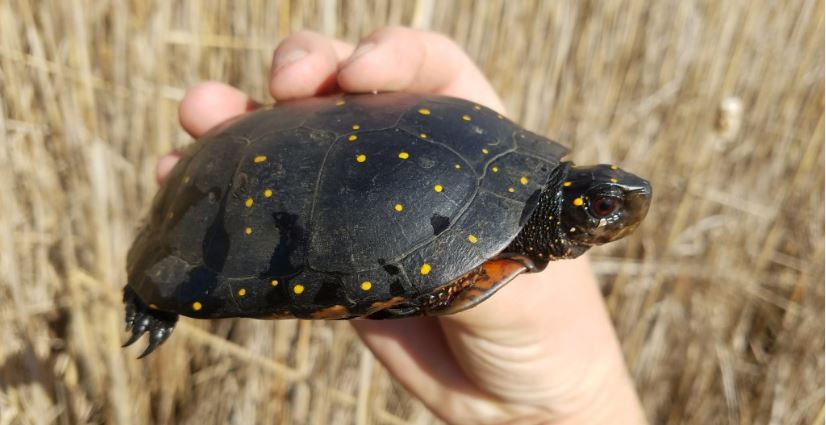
[123,92,651,357]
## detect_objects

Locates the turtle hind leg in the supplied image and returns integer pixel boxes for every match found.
[122,286,178,358]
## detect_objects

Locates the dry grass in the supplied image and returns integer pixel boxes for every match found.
[0,0,823,424]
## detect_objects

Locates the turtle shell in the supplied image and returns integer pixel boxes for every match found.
[127,92,568,319]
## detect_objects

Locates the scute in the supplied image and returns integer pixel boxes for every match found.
[127,93,569,318]
[307,128,477,273]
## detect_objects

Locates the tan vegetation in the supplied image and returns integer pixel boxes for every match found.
[0,0,823,424]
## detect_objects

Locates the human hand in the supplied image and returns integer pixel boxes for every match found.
[160,27,646,425]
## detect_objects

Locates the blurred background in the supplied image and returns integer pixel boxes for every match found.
[0,1,823,424]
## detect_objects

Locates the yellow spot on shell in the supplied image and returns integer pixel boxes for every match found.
[497,114,504,119]
[271,279,279,286]
[336,99,346,106]
[293,284,305,295]
[491,166,499,173]
[573,197,584,206]
[360,281,372,291]
[192,302,202,311]
[482,148,489,154]
[434,184,444,193]
[508,187,515,193]
[398,152,410,159]
[610,164,618,170]
[245,227,253,235]
[520,176,529,185]
[245,198,254,208]
[610,178,618,183]
[356,154,367,163]
[149,304,158,310]
[352,124,361,130]
[264,189,273,198]
[419,133,428,138]
[563,181,572,187]
[418,108,431,115]
[570,227,577,232]
[473,105,482,111]
[420,263,432,275]
[467,234,478,244]
[394,203,404,212]
[454,164,461,169]
[238,288,246,296]
[182,176,191,184]
[254,155,267,163]
[348,135,358,142]
[462,114,471,121]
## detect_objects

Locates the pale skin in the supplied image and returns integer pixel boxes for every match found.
[159,27,647,425]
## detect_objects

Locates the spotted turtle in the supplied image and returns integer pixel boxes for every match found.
[123,92,651,357]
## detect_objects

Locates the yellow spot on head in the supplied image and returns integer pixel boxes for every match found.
[192,302,202,311]
[507,187,515,193]
[336,99,346,106]
[419,133,428,138]
[563,181,572,187]
[348,135,358,142]
[569,227,577,232]
[573,197,584,206]
[467,234,478,244]
[254,155,267,163]
[520,176,529,185]
[245,227,253,235]
[238,288,246,296]
[352,124,361,130]
[434,184,444,193]
[610,178,618,183]
[420,263,432,275]
[394,203,404,212]
[610,164,618,170]
[360,281,372,291]
[356,154,367,163]
[293,284,305,295]
[454,164,461,169]
[271,279,279,286]
[264,189,273,198]
[418,108,431,115]
[398,152,410,159]
[491,166,499,173]
[462,114,471,121]
[482,148,489,154]
[245,198,254,208]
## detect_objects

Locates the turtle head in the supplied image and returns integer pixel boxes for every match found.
[557,164,651,256]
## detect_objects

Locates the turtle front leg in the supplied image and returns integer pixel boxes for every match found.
[423,259,528,316]
[123,286,178,358]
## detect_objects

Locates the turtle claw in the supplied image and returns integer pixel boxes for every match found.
[122,287,178,357]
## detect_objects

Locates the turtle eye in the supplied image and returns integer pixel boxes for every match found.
[591,196,622,217]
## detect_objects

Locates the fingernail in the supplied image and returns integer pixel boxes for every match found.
[273,49,308,71]
[345,42,376,65]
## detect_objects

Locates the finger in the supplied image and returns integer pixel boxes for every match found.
[338,27,504,112]
[270,31,355,100]
[155,152,181,184]
[179,81,258,138]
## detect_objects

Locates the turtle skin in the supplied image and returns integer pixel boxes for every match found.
[124,93,568,354]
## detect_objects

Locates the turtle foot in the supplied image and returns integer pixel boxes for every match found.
[123,287,178,358]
